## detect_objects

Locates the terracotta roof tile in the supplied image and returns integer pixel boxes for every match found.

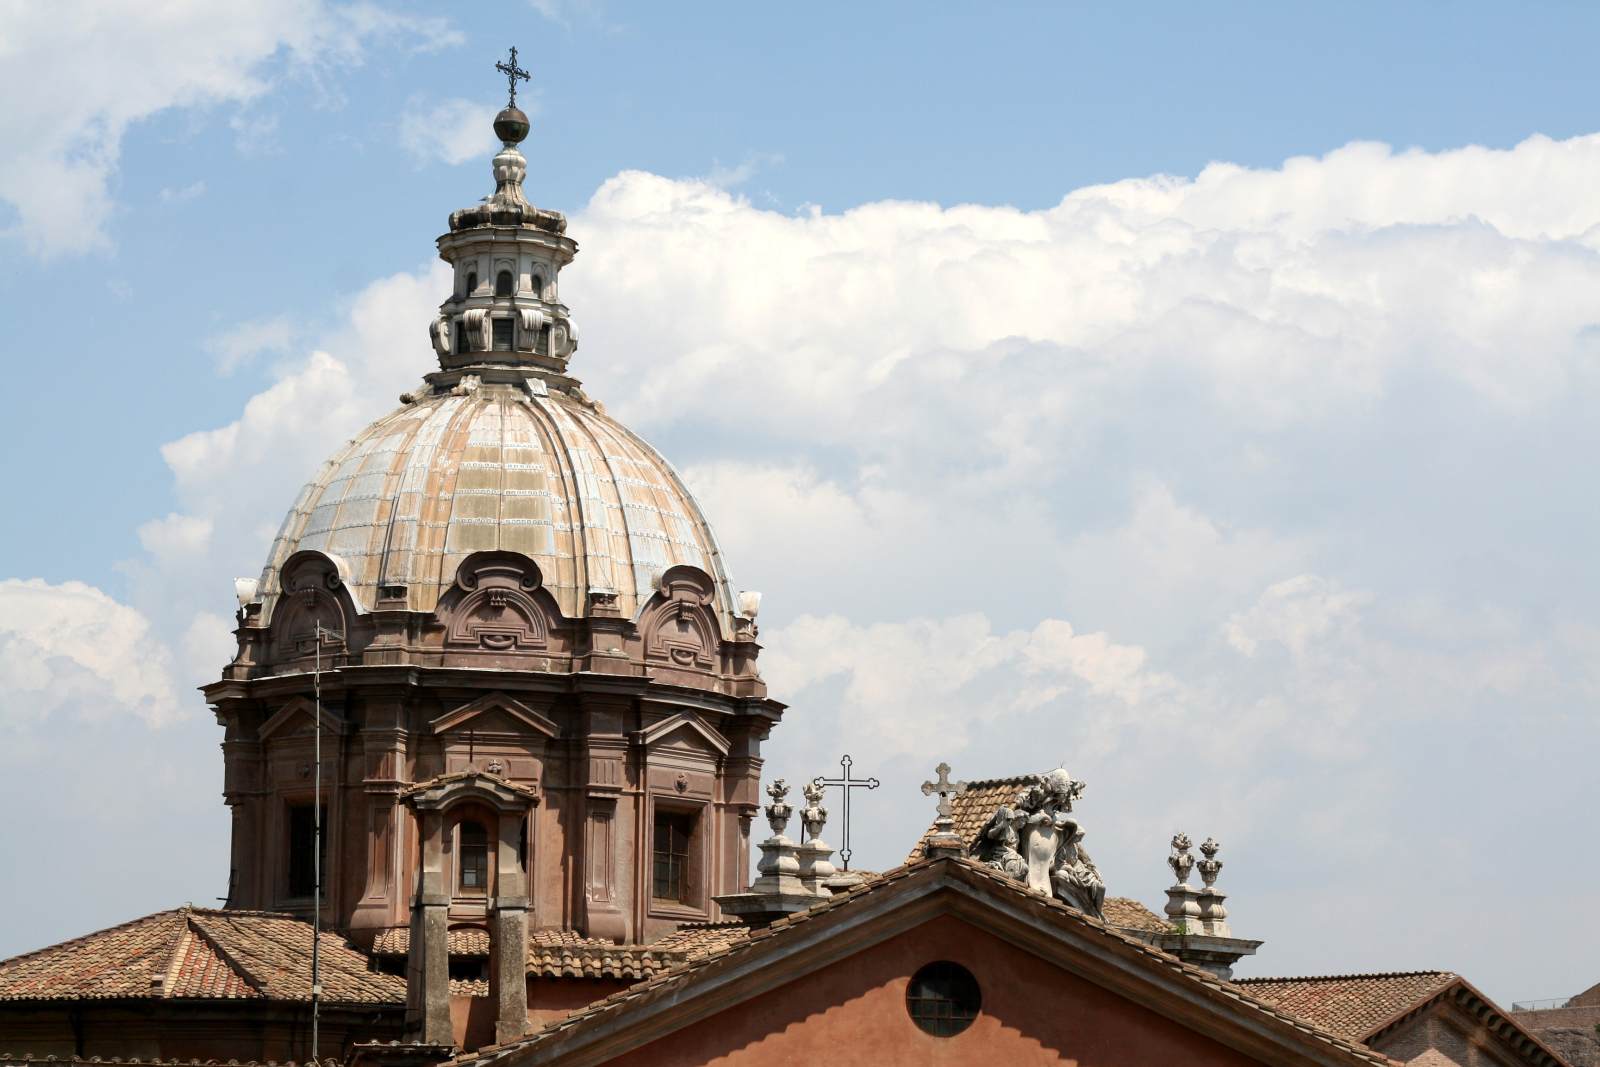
[448,858,1398,1067]
[647,922,751,959]
[371,927,490,958]
[368,926,683,980]
[0,906,402,1006]
[1102,896,1169,934]
[1237,972,1459,1040]
[905,774,1040,864]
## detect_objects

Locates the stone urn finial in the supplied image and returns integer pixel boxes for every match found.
[1168,832,1194,885]
[1198,836,1222,888]
[765,779,793,838]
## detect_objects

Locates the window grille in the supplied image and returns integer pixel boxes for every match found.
[458,821,489,894]
[905,961,981,1037]
[652,810,696,904]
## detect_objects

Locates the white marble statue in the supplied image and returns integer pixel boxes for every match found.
[974,768,1106,919]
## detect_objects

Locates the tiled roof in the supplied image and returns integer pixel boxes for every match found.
[1242,972,1571,1067]
[449,857,1398,1067]
[647,922,752,959]
[372,927,491,958]
[1102,896,1169,933]
[368,926,685,980]
[526,929,679,980]
[1238,972,1459,1039]
[905,774,1041,863]
[0,906,403,1006]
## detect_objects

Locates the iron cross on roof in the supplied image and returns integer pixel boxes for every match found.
[813,754,879,870]
[495,46,531,108]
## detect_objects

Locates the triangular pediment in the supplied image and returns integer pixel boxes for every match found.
[480,859,1394,1067]
[259,697,346,740]
[431,692,558,739]
[636,712,729,755]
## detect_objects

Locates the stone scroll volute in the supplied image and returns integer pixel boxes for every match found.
[438,551,554,652]
[639,564,721,671]
[267,550,355,664]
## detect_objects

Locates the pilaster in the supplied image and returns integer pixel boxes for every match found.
[407,808,452,1046]
[491,815,529,1044]
[579,703,629,942]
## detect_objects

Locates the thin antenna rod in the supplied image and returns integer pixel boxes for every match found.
[311,620,325,1063]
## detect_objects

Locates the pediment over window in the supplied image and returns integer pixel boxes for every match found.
[259,696,347,740]
[402,769,539,813]
[635,712,729,756]
[431,692,559,740]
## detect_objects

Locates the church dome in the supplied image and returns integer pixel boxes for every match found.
[248,83,751,639]
[256,380,739,629]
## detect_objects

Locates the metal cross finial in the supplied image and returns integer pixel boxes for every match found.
[495,46,531,108]
[813,754,879,870]
[920,762,968,822]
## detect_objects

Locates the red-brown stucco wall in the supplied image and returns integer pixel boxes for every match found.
[607,914,1272,1067]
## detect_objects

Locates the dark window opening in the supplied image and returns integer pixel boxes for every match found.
[518,815,529,872]
[652,809,696,905]
[287,803,326,898]
[495,270,513,297]
[458,821,489,894]
[465,270,478,294]
[530,274,543,298]
[906,961,981,1037]
[454,320,468,354]
[491,318,513,351]
[448,955,489,982]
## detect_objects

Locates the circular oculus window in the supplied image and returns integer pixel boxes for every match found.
[905,960,982,1037]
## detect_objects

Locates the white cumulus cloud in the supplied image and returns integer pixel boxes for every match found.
[0,579,182,729]
[0,0,458,257]
[398,95,500,166]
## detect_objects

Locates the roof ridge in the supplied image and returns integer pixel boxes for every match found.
[184,913,269,998]
[1238,970,1456,984]
[0,908,186,970]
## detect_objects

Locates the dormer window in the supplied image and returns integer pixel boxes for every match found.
[495,270,514,297]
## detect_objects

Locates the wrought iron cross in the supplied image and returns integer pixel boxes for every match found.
[812,754,879,870]
[920,762,967,822]
[495,46,531,108]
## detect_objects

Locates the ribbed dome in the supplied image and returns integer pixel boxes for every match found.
[257,380,738,628]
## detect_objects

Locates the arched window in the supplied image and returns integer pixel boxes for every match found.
[495,270,514,297]
[458,821,488,895]
[465,270,478,295]
[530,274,543,298]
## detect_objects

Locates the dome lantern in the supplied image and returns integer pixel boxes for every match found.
[428,48,581,387]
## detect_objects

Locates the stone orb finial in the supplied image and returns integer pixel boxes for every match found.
[494,105,530,145]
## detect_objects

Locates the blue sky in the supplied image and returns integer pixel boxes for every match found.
[9,2,1600,578]
[3,1,1600,1006]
